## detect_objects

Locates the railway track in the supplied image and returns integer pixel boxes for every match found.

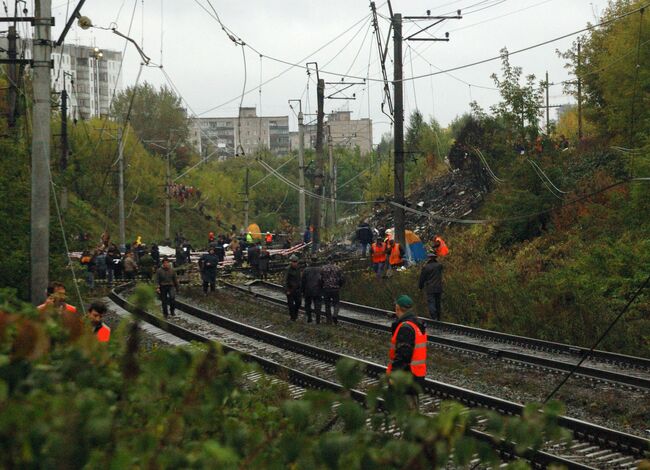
[225,280,650,391]
[109,285,649,469]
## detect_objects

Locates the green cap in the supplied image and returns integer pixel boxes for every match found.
[395,295,413,309]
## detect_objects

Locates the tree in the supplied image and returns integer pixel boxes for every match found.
[558,1,650,145]
[489,48,544,141]
[111,82,190,155]
[405,109,425,159]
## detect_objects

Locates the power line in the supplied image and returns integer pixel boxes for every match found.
[544,273,650,403]
[194,0,650,88]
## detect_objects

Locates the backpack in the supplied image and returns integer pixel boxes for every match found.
[321,265,342,290]
[95,254,107,270]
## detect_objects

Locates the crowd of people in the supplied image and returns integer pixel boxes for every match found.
[167,183,201,204]
[79,234,161,288]
[354,223,448,321]
[284,255,345,324]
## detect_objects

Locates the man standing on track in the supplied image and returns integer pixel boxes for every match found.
[320,256,344,324]
[199,247,219,295]
[302,256,323,324]
[156,257,179,318]
[418,253,444,321]
[284,255,302,321]
[386,295,427,408]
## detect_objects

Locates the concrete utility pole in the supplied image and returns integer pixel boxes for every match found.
[7,25,18,127]
[244,167,250,230]
[30,0,52,304]
[298,110,306,230]
[392,13,406,248]
[311,78,325,252]
[165,134,172,240]
[117,127,126,250]
[327,125,335,227]
[289,98,306,230]
[577,41,583,141]
[59,74,69,212]
[391,8,461,249]
[545,71,550,133]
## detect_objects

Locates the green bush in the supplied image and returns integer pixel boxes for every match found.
[0,289,569,468]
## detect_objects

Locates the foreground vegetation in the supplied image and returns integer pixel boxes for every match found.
[0,287,569,469]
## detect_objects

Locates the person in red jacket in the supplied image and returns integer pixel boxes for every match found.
[87,301,111,342]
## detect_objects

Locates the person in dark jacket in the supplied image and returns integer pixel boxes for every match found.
[156,258,179,318]
[418,253,443,320]
[284,255,302,321]
[80,250,96,288]
[258,246,270,280]
[138,251,155,280]
[106,243,121,282]
[95,250,107,281]
[301,257,323,323]
[247,243,260,277]
[199,247,219,294]
[215,240,226,263]
[150,244,160,268]
[356,222,373,257]
[320,256,344,324]
[388,295,427,406]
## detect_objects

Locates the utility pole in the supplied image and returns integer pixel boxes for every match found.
[391,8,461,248]
[311,74,325,253]
[165,134,172,240]
[59,73,69,212]
[545,71,550,134]
[117,127,126,250]
[577,41,583,141]
[7,25,17,127]
[289,99,306,230]
[392,13,406,248]
[327,125,335,227]
[244,167,250,230]
[30,0,52,304]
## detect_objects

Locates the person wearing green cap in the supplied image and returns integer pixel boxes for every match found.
[387,294,427,400]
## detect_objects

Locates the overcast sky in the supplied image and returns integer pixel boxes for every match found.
[48,0,610,143]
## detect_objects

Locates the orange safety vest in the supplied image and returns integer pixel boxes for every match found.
[371,243,387,263]
[389,243,403,266]
[96,324,111,342]
[265,234,273,243]
[435,237,449,257]
[387,320,427,377]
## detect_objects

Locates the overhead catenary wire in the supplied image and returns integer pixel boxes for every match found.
[528,159,563,200]
[528,158,566,194]
[196,0,650,88]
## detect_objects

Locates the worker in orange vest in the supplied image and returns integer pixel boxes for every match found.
[265,231,273,247]
[370,238,388,279]
[87,301,111,342]
[387,239,405,271]
[433,235,449,257]
[387,295,427,407]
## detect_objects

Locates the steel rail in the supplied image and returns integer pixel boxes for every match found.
[237,280,650,387]
[108,285,585,468]
[168,290,648,465]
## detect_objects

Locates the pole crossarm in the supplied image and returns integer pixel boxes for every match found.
[324,81,365,100]
[403,14,462,41]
